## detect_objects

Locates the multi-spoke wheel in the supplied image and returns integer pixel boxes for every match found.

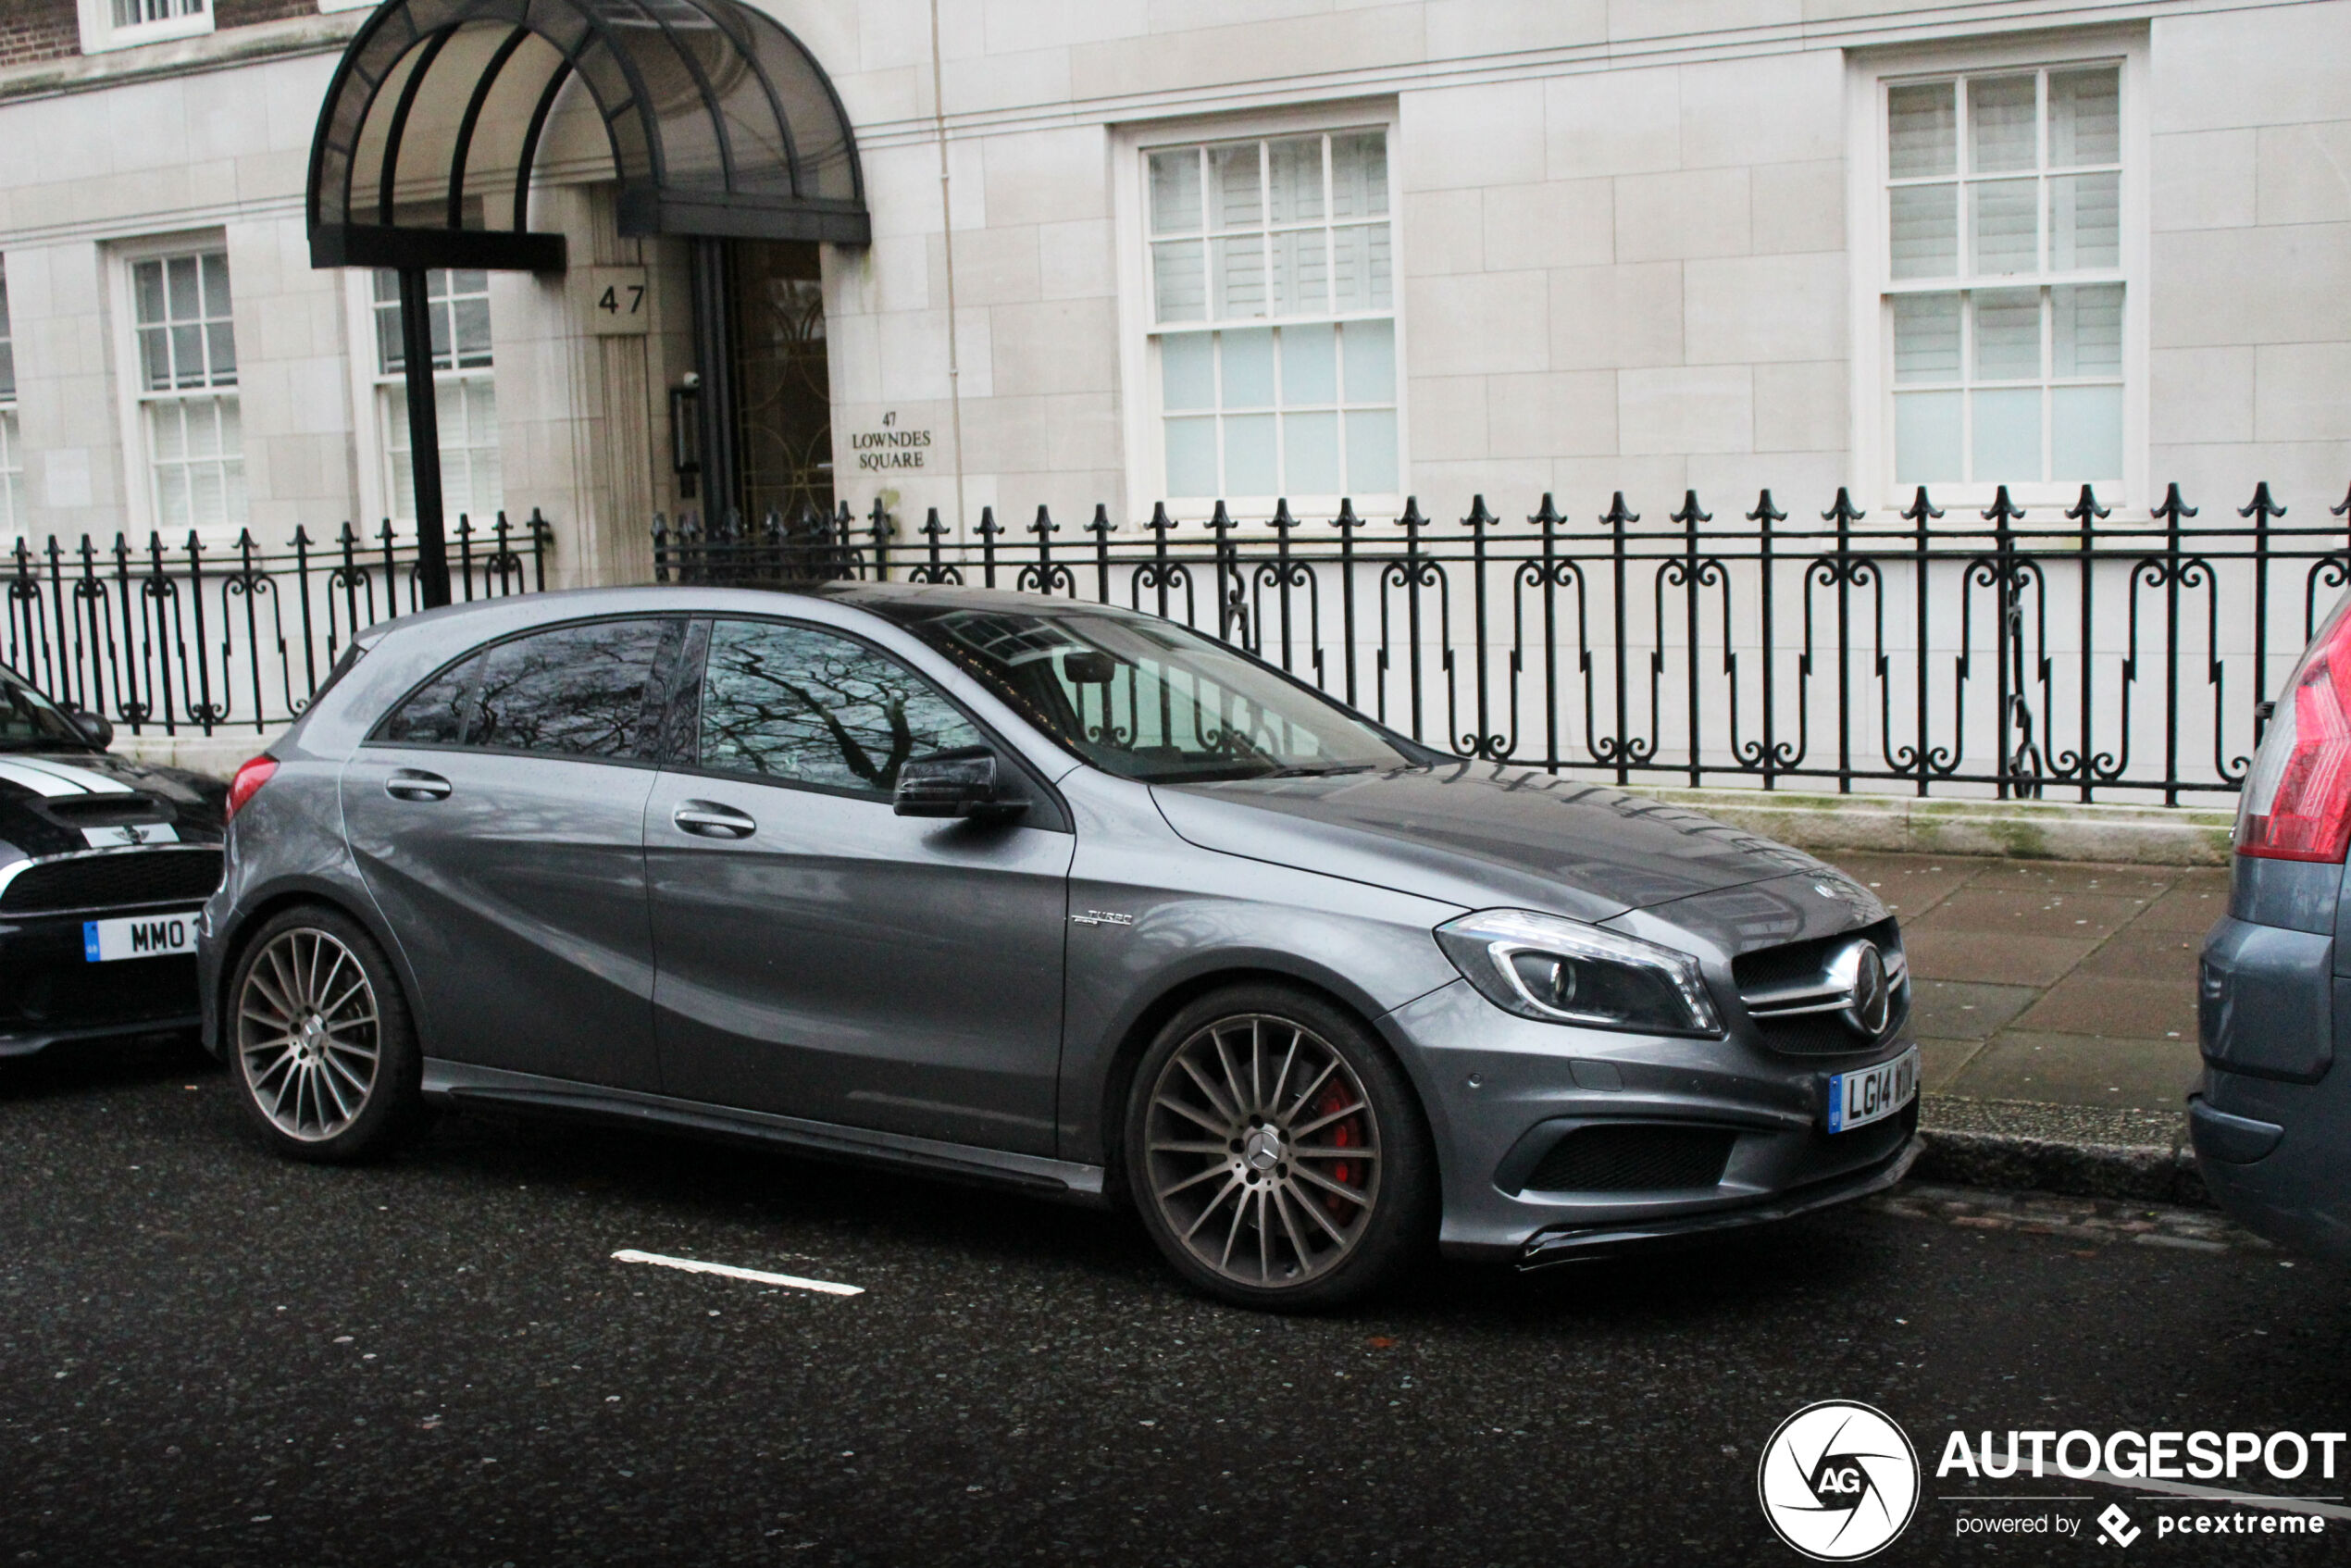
[229,905,421,1163]
[1126,987,1433,1310]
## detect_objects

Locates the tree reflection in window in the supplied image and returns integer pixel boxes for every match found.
[378,619,665,756]
[699,620,981,796]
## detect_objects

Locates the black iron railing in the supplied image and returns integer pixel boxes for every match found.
[655,483,2351,806]
[5,512,550,737]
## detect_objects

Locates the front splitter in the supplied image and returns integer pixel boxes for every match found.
[1515,1134,1923,1268]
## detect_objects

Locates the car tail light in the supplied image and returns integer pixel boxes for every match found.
[2239,599,2351,862]
[226,755,278,823]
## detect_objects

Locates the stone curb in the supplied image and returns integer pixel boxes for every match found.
[1638,785,2234,867]
[1915,1126,2212,1208]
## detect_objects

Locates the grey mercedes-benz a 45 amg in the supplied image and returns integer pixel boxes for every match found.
[199,582,1921,1308]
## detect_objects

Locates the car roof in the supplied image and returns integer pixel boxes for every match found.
[352,579,1151,649]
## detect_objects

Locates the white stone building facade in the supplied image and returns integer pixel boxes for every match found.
[0,0,2344,586]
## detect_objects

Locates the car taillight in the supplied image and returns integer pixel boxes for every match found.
[226,755,278,823]
[2239,600,2351,862]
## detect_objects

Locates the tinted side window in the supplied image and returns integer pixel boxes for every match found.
[378,657,478,746]
[377,619,669,759]
[699,620,983,796]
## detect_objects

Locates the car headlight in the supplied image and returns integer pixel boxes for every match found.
[1435,909,1723,1037]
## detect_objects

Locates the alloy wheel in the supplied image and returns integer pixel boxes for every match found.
[237,927,381,1142]
[1141,1013,1382,1289]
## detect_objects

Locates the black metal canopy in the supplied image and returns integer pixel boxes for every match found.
[306,0,868,274]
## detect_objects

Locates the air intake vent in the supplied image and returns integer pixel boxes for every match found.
[1522,1124,1735,1194]
[0,850,222,915]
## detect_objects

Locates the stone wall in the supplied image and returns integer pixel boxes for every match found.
[0,0,2346,597]
[2147,3,2351,504]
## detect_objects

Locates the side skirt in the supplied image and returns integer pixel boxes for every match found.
[419,1059,1110,1206]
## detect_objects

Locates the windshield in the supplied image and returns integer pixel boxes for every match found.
[0,665,88,750]
[890,604,1412,784]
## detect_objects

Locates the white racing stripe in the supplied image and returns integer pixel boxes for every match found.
[611,1248,864,1297]
[9,756,136,793]
[0,757,134,795]
[0,759,88,796]
[2082,1470,2351,1520]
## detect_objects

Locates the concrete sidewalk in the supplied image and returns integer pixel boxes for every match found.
[1819,850,2223,1202]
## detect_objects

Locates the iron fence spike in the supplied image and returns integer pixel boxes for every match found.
[2152,481,2198,523]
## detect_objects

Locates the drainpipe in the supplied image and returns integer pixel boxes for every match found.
[929,0,967,538]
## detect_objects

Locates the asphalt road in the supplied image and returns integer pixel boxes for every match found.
[3,1039,2346,1568]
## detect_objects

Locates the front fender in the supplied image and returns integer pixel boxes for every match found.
[1057,770,1462,1167]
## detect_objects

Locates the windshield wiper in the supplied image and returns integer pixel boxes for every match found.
[1258,764,1377,778]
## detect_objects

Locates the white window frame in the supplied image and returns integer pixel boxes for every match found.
[0,259,21,544]
[1847,32,2149,514]
[77,0,212,55]
[341,268,504,530]
[108,233,245,544]
[1113,101,1406,526]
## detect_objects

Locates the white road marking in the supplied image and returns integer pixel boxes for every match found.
[610,1249,864,1297]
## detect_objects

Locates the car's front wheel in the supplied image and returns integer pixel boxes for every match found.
[1124,985,1434,1310]
[228,904,422,1164]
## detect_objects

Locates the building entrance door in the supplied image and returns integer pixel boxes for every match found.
[690,238,832,528]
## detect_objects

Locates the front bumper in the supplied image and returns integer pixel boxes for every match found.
[1379,978,1920,1263]
[1519,1130,1921,1266]
[0,908,203,1057]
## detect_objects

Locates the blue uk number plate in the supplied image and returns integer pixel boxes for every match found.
[83,911,199,963]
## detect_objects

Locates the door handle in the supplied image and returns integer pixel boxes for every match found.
[385,769,452,803]
[673,801,756,840]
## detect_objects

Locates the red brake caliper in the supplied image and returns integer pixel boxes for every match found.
[1316,1081,1360,1217]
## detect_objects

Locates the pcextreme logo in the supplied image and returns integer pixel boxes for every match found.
[1758,1400,1922,1561]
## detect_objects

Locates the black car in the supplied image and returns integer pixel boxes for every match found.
[0,663,226,1058]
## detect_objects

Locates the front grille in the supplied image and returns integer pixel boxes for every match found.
[1735,916,1909,1056]
[0,850,222,915]
[1523,1124,1736,1194]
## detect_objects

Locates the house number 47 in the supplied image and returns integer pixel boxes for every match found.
[586,268,650,336]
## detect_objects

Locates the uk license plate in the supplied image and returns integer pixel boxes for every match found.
[82,911,199,963]
[1826,1046,1920,1134]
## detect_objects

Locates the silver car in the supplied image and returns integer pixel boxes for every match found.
[198,583,1921,1309]
[2194,588,2351,1259]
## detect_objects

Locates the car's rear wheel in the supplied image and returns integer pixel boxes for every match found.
[229,905,422,1163]
[1124,985,1434,1310]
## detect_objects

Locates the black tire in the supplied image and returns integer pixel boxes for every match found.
[1123,983,1436,1311]
[226,903,423,1164]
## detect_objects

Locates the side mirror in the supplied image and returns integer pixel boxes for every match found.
[893,746,1028,821]
[68,708,112,750]
[1062,650,1117,685]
